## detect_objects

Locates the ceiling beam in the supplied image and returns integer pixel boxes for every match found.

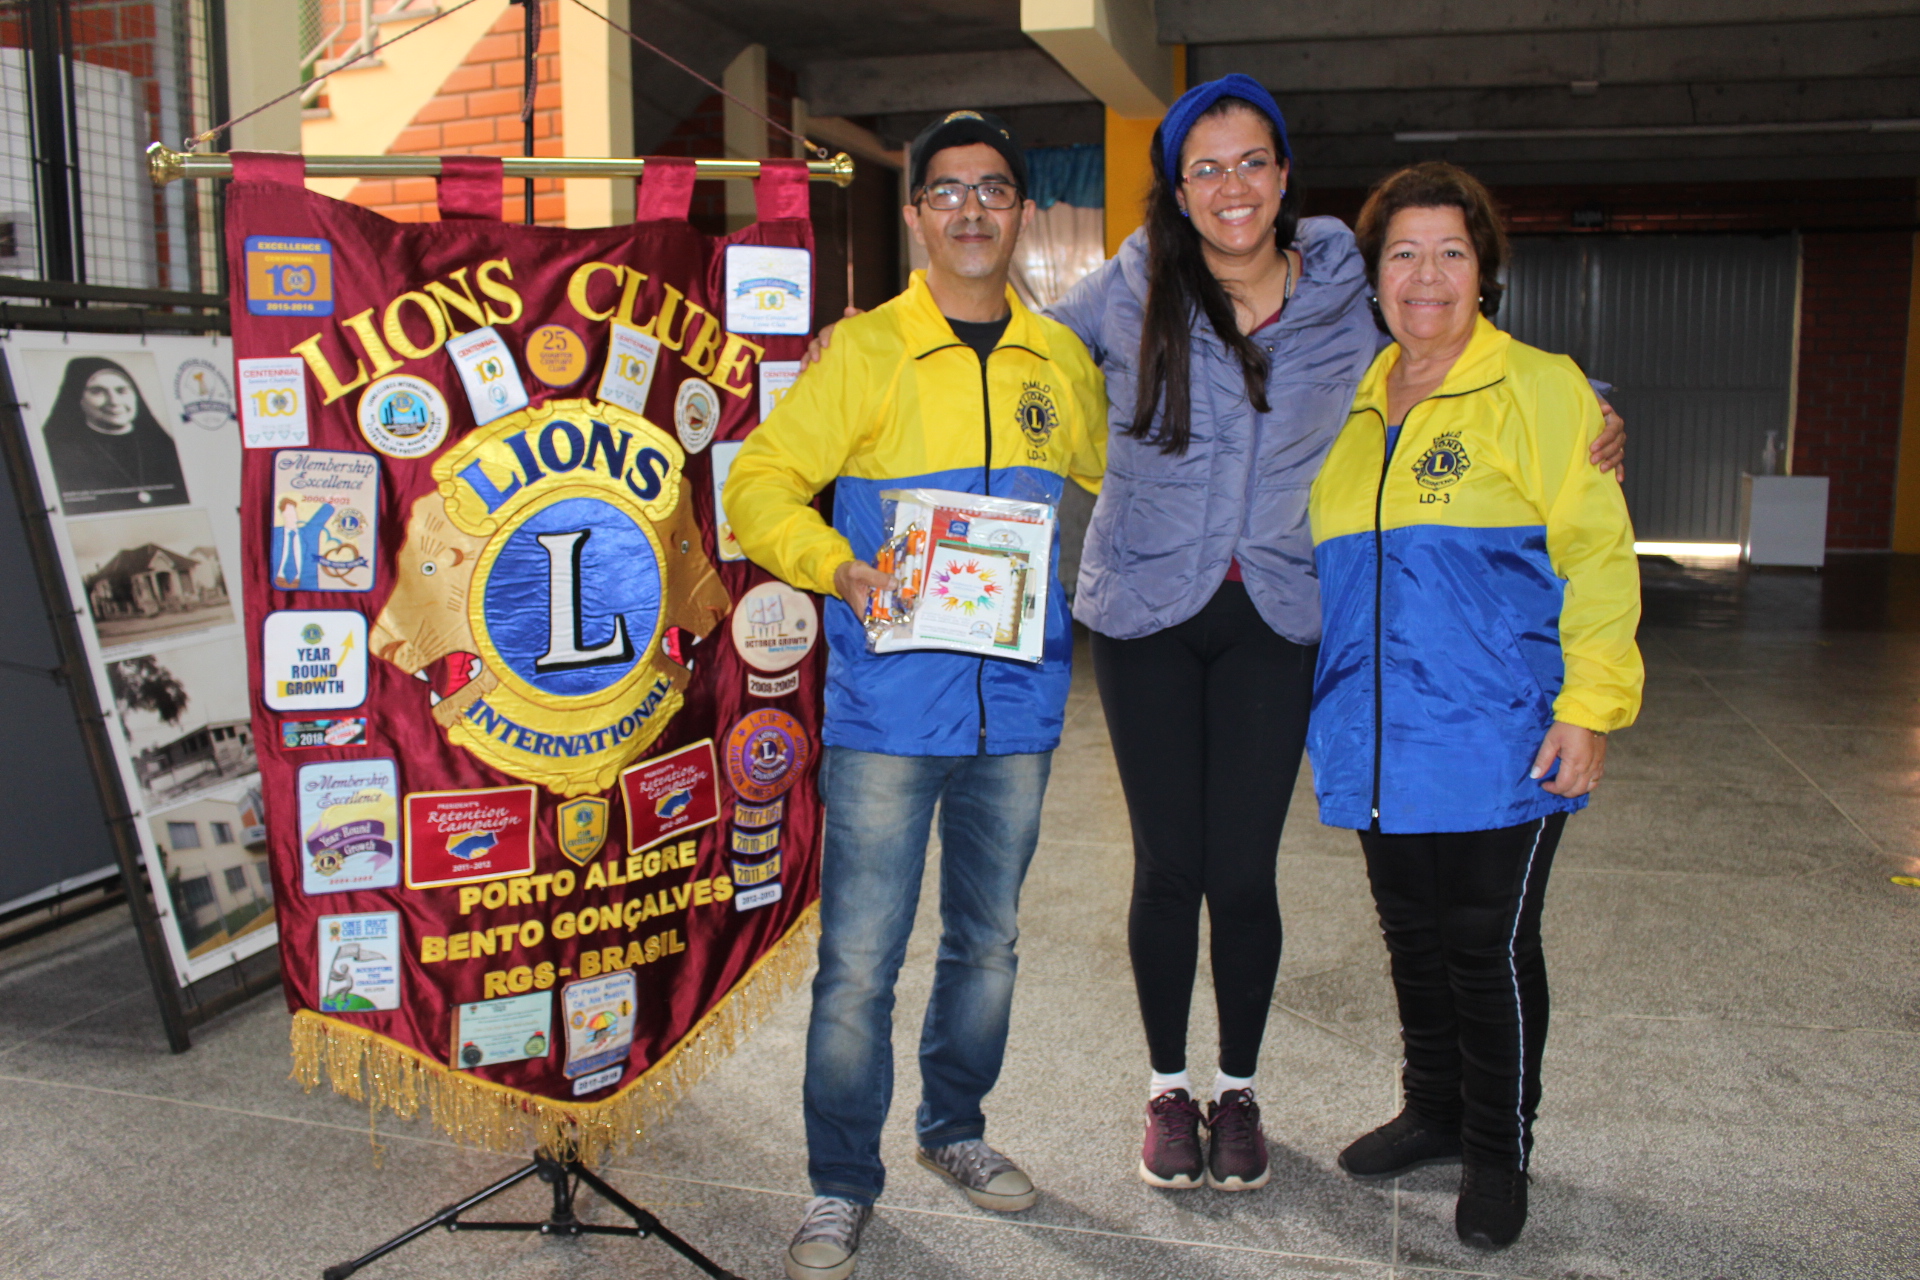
[801,49,1093,118]
[1022,0,1178,118]
[1196,17,1920,94]
[1271,76,1920,138]
[1162,0,1920,45]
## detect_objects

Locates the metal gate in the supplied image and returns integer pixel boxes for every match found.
[1499,234,1800,543]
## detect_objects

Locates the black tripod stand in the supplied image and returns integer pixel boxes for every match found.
[323,1150,744,1279]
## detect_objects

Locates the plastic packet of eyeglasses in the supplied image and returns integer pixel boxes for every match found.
[863,488,1055,664]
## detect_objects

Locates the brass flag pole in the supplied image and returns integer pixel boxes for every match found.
[146,143,856,188]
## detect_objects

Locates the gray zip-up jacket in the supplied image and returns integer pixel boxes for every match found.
[1049,217,1380,644]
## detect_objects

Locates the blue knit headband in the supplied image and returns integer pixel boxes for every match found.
[1159,74,1291,187]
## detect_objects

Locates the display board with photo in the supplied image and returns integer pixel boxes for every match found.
[3,331,273,985]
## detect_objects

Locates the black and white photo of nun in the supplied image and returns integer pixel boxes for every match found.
[41,356,190,514]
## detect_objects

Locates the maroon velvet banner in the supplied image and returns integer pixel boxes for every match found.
[225,154,822,1145]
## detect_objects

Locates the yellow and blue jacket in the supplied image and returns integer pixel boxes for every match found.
[1307,317,1643,833]
[725,272,1107,755]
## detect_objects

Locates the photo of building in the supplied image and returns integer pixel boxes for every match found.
[134,717,255,804]
[147,781,273,959]
[66,507,235,647]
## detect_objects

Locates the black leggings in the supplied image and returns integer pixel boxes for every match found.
[1357,814,1566,1170]
[1091,581,1316,1079]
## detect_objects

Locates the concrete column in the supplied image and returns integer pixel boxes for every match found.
[560,0,635,227]
[723,44,768,232]
[223,0,301,152]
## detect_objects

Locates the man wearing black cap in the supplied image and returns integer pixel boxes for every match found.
[726,110,1107,1280]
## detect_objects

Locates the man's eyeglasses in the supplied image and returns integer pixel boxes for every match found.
[917,181,1021,211]
[1183,158,1275,187]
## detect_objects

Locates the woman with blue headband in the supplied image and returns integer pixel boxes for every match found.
[1049,76,1624,1195]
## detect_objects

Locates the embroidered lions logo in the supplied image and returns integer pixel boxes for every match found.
[1413,431,1472,490]
[1015,381,1059,450]
[371,399,731,797]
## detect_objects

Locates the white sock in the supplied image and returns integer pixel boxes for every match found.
[1213,1071,1255,1104]
[1149,1070,1192,1100]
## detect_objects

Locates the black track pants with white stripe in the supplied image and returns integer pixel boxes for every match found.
[1357,813,1568,1170]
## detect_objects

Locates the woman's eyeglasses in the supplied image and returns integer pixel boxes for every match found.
[1184,158,1274,187]
[917,181,1021,211]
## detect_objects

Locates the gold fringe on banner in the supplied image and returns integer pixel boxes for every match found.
[291,901,819,1166]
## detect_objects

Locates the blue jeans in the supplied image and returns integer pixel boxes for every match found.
[804,745,1051,1205]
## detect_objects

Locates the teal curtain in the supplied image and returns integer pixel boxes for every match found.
[1025,145,1103,209]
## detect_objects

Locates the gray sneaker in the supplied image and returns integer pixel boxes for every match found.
[785,1196,872,1280]
[915,1139,1039,1212]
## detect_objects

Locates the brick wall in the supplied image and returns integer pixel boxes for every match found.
[1793,231,1916,549]
[338,0,565,224]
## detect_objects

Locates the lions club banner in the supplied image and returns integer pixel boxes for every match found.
[226,153,822,1159]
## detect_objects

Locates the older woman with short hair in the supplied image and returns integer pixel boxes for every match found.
[1307,161,1643,1249]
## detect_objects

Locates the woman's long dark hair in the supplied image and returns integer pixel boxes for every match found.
[1130,97,1302,455]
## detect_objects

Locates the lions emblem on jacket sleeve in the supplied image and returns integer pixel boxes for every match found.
[371,399,730,796]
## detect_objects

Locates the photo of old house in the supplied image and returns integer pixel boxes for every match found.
[110,633,255,808]
[67,508,234,646]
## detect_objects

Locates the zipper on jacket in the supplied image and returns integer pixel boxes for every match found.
[977,349,994,753]
[1364,375,1505,824]
[1370,414,1390,824]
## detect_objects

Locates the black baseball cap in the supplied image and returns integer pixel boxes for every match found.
[908,110,1028,195]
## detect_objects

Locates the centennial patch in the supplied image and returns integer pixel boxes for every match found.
[297,759,399,895]
[237,356,310,449]
[620,738,720,853]
[730,581,817,673]
[405,784,538,888]
[357,374,449,458]
[318,911,401,1012]
[271,449,379,592]
[597,322,662,416]
[723,708,810,803]
[673,377,721,454]
[758,360,800,422]
[525,324,588,387]
[556,796,610,866]
[448,327,531,426]
[263,609,368,710]
[1413,431,1472,490]
[369,398,731,796]
[723,244,811,336]
[244,235,333,317]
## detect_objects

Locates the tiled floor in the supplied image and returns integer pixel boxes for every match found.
[4,556,1918,1279]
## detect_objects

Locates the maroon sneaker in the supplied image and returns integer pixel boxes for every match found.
[1205,1089,1270,1191]
[1139,1088,1205,1189]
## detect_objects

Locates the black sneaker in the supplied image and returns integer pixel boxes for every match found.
[1337,1109,1463,1181]
[1455,1159,1529,1250]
